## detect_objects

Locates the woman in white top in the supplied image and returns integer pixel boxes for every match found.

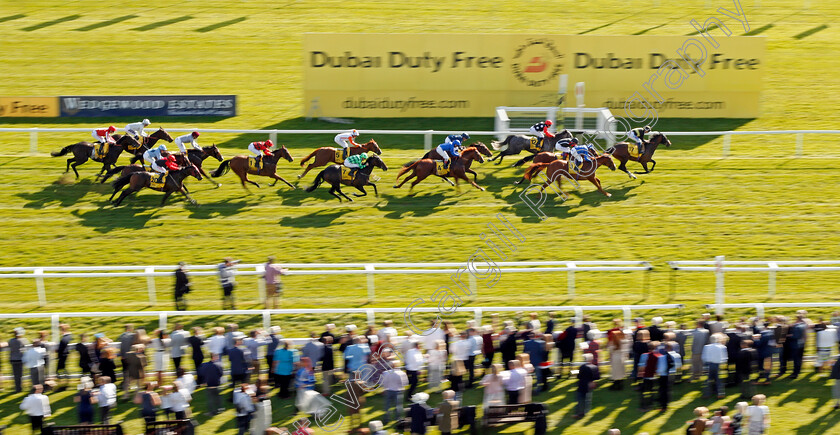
[746,394,770,435]
[151,329,171,385]
[517,353,534,404]
[250,384,273,435]
[426,340,447,392]
[480,363,505,411]
[169,381,192,419]
[175,368,196,394]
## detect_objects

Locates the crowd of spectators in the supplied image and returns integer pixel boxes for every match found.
[2,309,839,434]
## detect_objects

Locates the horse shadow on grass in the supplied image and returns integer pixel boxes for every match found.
[187,198,252,219]
[376,192,448,219]
[17,178,108,209]
[71,205,161,233]
[278,208,353,228]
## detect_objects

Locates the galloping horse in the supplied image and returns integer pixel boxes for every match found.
[489,129,573,166]
[305,155,388,202]
[412,141,493,183]
[210,145,295,190]
[513,148,600,185]
[522,154,617,197]
[112,128,174,164]
[297,139,382,179]
[394,147,486,193]
[100,145,224,188]
[50,135,140,179]
[110,164,203,206]
[606,132,671,179]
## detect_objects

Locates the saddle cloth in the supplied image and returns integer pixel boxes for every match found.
[334,149,344,162]
[628,143,642,158]
[149,172,167,189]
[340,166,354,182]
[92,143,110,161]
[248,157,261,171]
[435,160,449,176]
[528,136,541,152]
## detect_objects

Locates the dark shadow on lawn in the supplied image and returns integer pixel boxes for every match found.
[187,198,252,219]
[21,14,81,31]
[71,204,161,233]
[377,192,448,219]
[132,15,193,31]
[195,16,247,33]
[74,14,138,31]
[17,178,104,209]
[0,14,26,24]
[794,24,828,40]
[278,208,353,228]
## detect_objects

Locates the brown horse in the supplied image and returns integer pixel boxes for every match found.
[297,139,382,179]
[100,145,224,187]
[112,128,174,164]
[50,135,140,179]
[513,149,603,185]
[523,154,617,197]
[109,164,203,206]
[394,147,486,193]
[415,142,493,183]
[304,155,388,201]
[210,145,295,190]
[489,129,573,166]
[605,132,671,179]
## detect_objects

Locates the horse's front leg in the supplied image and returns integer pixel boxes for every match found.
[649,159,657,172]
[269,172,295,189]
[465,168,479,183]
[590,176,611,197]
[178,186,197,205]
[352,184,368,197]
[635,160,651,174]
[439,176,455,186]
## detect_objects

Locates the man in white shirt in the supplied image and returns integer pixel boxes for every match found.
[22,342,46,388]
[208,327,227,358]
[234,383,257,434]
[504,360,527,404]
[20,384,51,433]
[378,320,398,344]
[701,333,728,399]
[403,341,425,400]
[380,359,409,424]
[468,328,484,388]
[170,323,190,371]
[97,376,118,424]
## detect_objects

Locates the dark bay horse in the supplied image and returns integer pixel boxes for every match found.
[513,149,603,185]
[606,132,671,179]
[50,135,140,179]
[112,128,174,164]
[489,129,573,166]
[210,145,295,190]
[100,145,224,187]
[394,147,486,193]
[304,154,388,202]
[412,142,493,183]
[297,139,382,179]
[523,154,617,197]
[110,164,203,206]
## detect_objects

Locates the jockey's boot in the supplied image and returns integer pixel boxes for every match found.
[443,160,450,170]
[349,168,357,179]
[638,142,646,155]
[342,147,349,159]
[255,155,262,170]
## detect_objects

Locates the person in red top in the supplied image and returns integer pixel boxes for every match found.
[248,139,274,167]
[151,154,180,174]
[91,126,117,158]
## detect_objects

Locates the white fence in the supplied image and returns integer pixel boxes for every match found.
[0,261,653,307]
[0,304,684,345]
[704,303,840,319]
[1,127,838,157]
[669,256,840,315]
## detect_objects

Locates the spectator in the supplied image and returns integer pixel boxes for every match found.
[176,367,196,395]
[123,344,146,400]
[688,406,709,435]
[691,321,710,381]
[199,354,224,416]
[708,315,726,334]
[369,421,387,435]
[832,356,840,410]
[583,330,601,366]
[9,327,28,393]
[481,363,505,410]
[746,394,770,434]
[23,341,46,388]
[408,392,433,435]
[575,353,600,419]
[170,323,189,372]
[229,335,251,398]
[504,359,526,404]
[607,319,627,390]
[117,324,136,387]
[244,330,270,380]
[74,376,96,424]
[703,333,728,399]
[789,314,808,378]
[96,376,117,424]
[755,325,775,385]
[517,353,534,403]
[160,385,173,420]
[816,323,836,372]
[321,335,335,395]
[150,329,171,385]
[404,340,425,399]
[225,324,239,352]
[735,340,757,399]
[294,357,316,411]
[649,317,664,342]
[557,320,578,378]
[263,256,287,309]
[638,341,660,411]
[134,381,160,424]
[524,331,547,393]
[731,401,748,435]
[300,332,325,387]
[251,384,272,435]
[467,327,483,388]
[20,384,51,433]
[775,316,791,377]
[170,380,192,419]
[345,336,371,375]
[725,325,747,384]
[56,324,73,391]
[218,257,239,310]
[673,322,689,381]
[266,326,282,387]
[207,327,226,358]
[709,405,731,435]
[437,389,459,435]
[607,430,621,435]
[272,340,299,399]
[98,347,118,387]
[174,262,191,311]
[381,359,408,424]
[658,342,680,411]
[188,327,205,378]
[500,326,518,371]
[234,383,257,435]
[427,339,447,392]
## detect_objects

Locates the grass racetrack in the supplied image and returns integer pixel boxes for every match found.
[1,0,840,433]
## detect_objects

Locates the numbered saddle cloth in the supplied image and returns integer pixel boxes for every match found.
[528,136,541,152]
[334,149,344,162]
[435,160,449,176]
[93,143,110,161]
[340,166,354,182]
[149,172,167,189]
[627,143,642,158]
[248,157,261,171]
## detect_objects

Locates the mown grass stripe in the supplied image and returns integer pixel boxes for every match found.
[0,13,26,24]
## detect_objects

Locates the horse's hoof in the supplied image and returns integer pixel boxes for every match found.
[606,193,612,197]
[480,187,486,191]
[215,184,222,188]
[297,174,302,179]
[392,185,399,189]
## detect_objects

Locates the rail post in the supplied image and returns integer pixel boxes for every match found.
[722,134,731,158]
[51,314,60,347]
[366,309,375,325]
[567,262,577,298]
[145,267,157,305]
[768,262,778,297]
[474,308,483,327]
[623,306,632,330]
[35,268,46,306]
[424,130,433,151]
[795,133,803,157]
[573,307,583,327]
[30,128,38,154]
[755,303,765,320]
[469,273,477,298]
[159,311,168,331]
[365,264,376,302]
[256,265,266,303]
[715,256,725,315]
[270,132,278,147]
[262,310,271,331]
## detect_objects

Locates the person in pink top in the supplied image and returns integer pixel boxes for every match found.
[263,256,288,309]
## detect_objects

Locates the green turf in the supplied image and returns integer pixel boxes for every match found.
[1,0,839,433]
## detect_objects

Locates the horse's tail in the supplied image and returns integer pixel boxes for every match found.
[210,160,231,178]
[490,136,510,151]
[402,159,419,168]
[396,160,420,180]
[523,162,551,181]
[51,145,75,157]
[299,150,318,167]
[100,166,127,184]
[305,170,325,192]
[111,173,133,192]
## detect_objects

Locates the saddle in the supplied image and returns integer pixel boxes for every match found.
[435,160,449,176]
[334,149,344,162]
[248,157,261,171]
[628,143,644,158]
[340,166,355,182]
[528,136,541,152]
[149,172,168,189]
[91,142,110,161]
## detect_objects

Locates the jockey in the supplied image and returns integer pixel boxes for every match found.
[529,120,554,148]
[555,136,574,157]
[436,139,461,170]
[335,129,360,159]
[91,126,117,157]
[445,133,470,146]
[174,131,201,154]
[125,119,151,141]
[151,154,179,175]
[143,144,168,169]
[343,151,369,178]
[248,139,274,165]
[570,139,592,167]
[628,125,651,154]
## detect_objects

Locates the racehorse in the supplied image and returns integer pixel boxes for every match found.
[522,154,617,197]
[394,147,486,193]
[512,149,600,185]
[304,154,388,202]
[410,141,493,183]
[297,139,382,179]
[50,135,140,179]
[110,164,203,206]
[100,145,224,188]
[209,145,295,190]
[606,132,671,179]
[489,129,573,166]
[111,128,174,164]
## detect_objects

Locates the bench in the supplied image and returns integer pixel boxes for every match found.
[144,419,194,435]
[483,403,548,432]
[44,423,124,435]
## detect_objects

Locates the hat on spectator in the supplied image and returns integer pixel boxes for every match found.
[346,324,357,332]
[410,392,430,404]
[14,327,25,337]
[270,326,282,334]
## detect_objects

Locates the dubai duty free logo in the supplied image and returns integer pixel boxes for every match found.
[511,38,564,88]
